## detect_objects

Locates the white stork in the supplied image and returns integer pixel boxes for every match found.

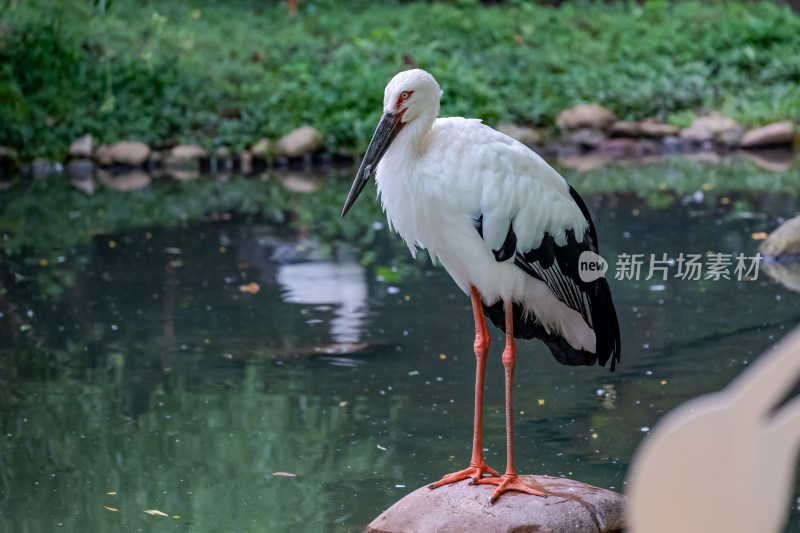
[341,69,621,502]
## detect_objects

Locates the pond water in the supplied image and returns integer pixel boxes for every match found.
[1,157,800,532]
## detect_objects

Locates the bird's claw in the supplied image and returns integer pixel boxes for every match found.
[429,461,499,489]
[476,474,547,503]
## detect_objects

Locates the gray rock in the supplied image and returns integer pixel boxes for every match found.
[741,121,797,148]
[569,128,607,149]
[496,124,544,146]
[759,215,800,257]
[95,141,151,166]
[596,138,658,157]
[276,126,322,157]
[556,104,617,131]
[66,158,95,178]
[69,134,93,158]
[365,476,626,533]
[32,158,58,179]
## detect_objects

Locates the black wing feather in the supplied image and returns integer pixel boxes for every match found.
[475,186,621,372]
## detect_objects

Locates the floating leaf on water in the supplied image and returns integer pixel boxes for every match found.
[237,262,250,269]
[239,282,260,294]
[271,472,296,477]
[339,401,348,407]
[107,491,117,495]
[439,354,446,360]
[408,370,419,376]
[104,506,118,512]
[538,399,545,406]
[751,232,768,240]
[144,509,168,516]
[377,444,387,451]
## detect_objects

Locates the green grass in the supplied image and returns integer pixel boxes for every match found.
[2,0,800,160]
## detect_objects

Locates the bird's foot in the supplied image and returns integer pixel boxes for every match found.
[475,474,547,503]
[428,461,500,489]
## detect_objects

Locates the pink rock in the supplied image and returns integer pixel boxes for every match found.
[556,104,617,131]
[638,119,679,138]
[276,126,322,157]
[69,134,93,158]
[366,476,626,533]
[680,111,741,145]
[95,141,150,166]
[741,121,796,148]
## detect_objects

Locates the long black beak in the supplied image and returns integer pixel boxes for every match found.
[341,111,404,218]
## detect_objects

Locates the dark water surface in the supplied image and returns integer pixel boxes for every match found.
[1,160,800,532]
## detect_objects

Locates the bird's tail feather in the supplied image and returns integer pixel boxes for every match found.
[482,286,620,371]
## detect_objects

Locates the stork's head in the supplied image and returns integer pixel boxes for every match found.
[382,69,443,124]
[341,69,442,218]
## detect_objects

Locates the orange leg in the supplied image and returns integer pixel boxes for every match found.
[429,286,499,489]
[476,300,546,502]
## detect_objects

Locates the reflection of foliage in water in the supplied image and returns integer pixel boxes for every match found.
[563,156,800,197]
[2,162,800,531]
[2,157,798,298]
[0,359,398,531]
[2,156,798,261]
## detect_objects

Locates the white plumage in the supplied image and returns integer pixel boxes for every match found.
[373,70,593,352]
[341,69,620,502]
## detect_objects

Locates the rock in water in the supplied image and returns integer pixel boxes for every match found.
[69,134,93,158]
[365,476,626,533]
[759,215,800,257]
[276,126,322,157]
[741,121,796,148]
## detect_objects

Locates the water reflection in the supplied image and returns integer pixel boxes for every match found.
[277,261,367,344]
[764,260,800,293]
[1,161,800,532]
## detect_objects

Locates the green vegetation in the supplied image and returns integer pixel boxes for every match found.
[2,0,800,161]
